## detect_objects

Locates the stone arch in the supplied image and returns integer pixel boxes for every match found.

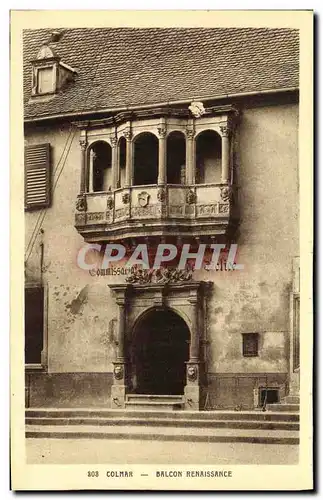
[87,140,112,192]
[195,129,222,184]
[129,306,191,395]
[166,131,186,185]
[133,132,159,186]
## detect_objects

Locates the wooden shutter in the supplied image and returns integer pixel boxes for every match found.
[25,143,51,210]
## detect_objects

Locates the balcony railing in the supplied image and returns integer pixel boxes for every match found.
[75,183,236,242]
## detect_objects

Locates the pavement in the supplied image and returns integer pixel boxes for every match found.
[26,438,299,465]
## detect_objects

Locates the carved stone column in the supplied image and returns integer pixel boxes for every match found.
[89,149,96,193]
[186,127,195,185]
[157,121,167,185]
[110,287,128,408]
[124,130,133,187]
[220,125,231,184]
[110,136,118,189]
[79,139,87,194]
[184,292,201,410]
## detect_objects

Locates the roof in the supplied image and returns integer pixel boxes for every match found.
[23,27,299,121]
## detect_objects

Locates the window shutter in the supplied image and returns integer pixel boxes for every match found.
[25,143,51,210]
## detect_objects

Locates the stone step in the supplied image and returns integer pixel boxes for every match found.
[126,394,183,401]
[25,408,299,422]
[25,416,299,431]
[266,404,300,412]
[25,424,299,445]
[125,400,183,411]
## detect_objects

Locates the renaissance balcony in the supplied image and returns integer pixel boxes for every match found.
[75,182,237,243]
[74,104,239,243]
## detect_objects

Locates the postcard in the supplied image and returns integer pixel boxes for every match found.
[10,9,313,491]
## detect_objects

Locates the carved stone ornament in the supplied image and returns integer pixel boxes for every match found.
[110,136,118,148]
[187,364,198,382]
[186,189,197,204]
[188,101,206,118]
[107,196,114,210]
[122,192,130,204]
[126,266,193,285]
[138,191,150,207]
[124,129,132,141]
[185,127,195,139]
[157,126,167,139]
[79,139,87,151]
[220,186,232,203]
[76,195,87,212]
[220,125,231,138]
[113,365,124,380]
[157,187,167,202]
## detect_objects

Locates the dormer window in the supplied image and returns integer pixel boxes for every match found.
[31,44,76,97]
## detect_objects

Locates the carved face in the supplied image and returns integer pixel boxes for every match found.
[114,366,123,380]
[187,365,197,381]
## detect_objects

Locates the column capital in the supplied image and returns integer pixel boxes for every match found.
[79,138,87,151]
[157,126,167,139]
[185,127,195,140]
[220,125,232,138]
[116,297,126,307]
[110,135,118,148]
[124,129,133,142]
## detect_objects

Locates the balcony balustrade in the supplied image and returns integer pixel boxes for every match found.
[75,182,237,243]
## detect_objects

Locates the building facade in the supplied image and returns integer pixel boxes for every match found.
[24,27,300,410]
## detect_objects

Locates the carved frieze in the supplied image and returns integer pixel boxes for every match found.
[115,207,128,219]
[87,212,105,222]
[131,205,157,218]
[126,267,193,285]
[169,205,184,216]
[197,204,218,216]
[218,203,230,214]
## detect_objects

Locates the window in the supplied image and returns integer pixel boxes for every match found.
[37,67,55,94]
[31,44,77,98]
[25,143,51,210]
[259,388,279,406]
[242,333,259,357]
[25,286,44,366]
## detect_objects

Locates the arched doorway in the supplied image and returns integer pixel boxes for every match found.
[131,308,190,395]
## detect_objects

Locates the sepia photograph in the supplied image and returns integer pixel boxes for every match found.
[10,9,313,491]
